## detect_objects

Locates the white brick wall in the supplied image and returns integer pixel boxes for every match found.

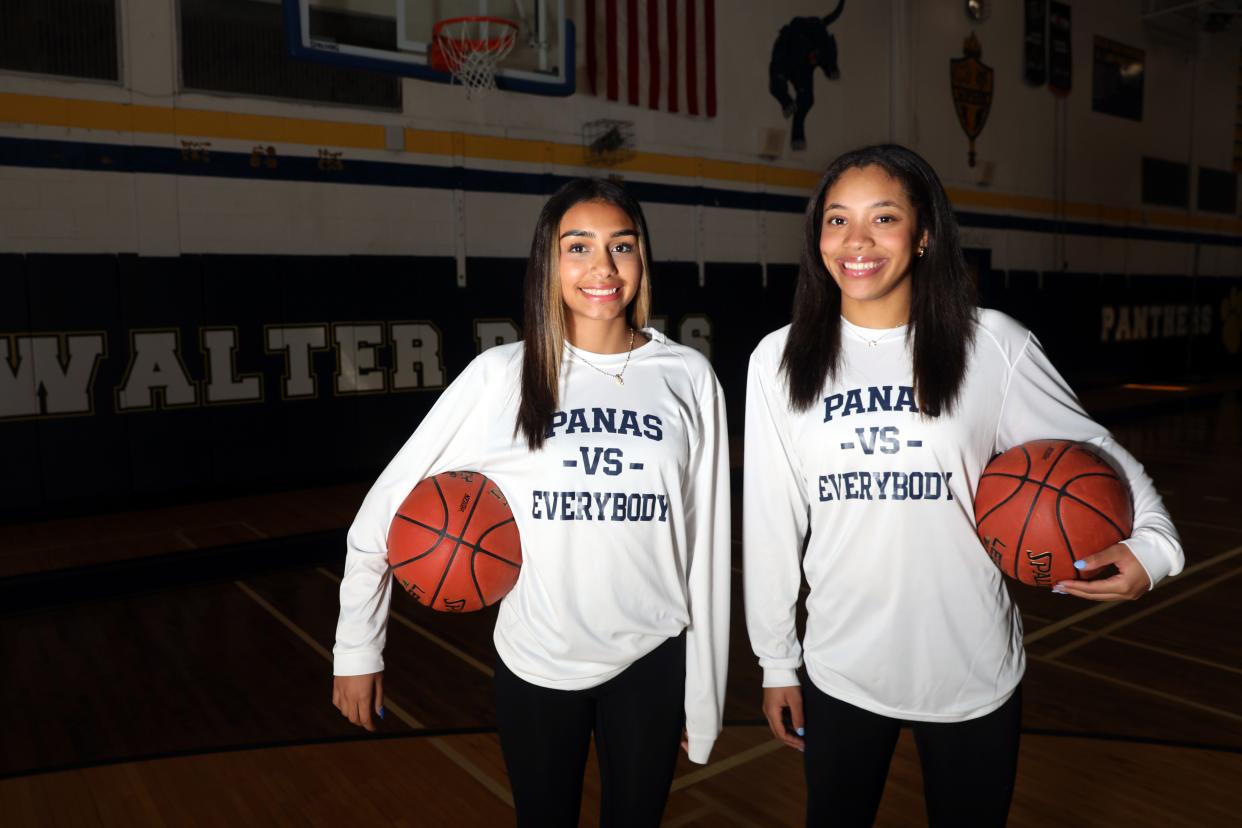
[0,0,1237,272]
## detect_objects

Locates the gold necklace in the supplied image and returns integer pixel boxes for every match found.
[843,318,904,348]
[566,327,637,386]
[860,330,901,348]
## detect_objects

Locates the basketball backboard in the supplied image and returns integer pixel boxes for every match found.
[283,0,574,96]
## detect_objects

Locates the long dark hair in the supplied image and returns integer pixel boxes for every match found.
[516,178,653,450]
[781,144,976,415]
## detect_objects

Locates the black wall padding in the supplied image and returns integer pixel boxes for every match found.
[1,253,1239,524]
[1,253,39,514]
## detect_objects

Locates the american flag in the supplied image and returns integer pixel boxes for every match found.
[583,0,717,117]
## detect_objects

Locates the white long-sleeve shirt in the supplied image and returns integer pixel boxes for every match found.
[335,329,731,763]
[744,309,1182,722]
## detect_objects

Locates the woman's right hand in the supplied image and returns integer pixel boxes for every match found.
[333,671,384,731]
[762,685,805,751]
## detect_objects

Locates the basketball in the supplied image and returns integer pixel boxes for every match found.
[974,440,1134,588]
[387,471,522,612]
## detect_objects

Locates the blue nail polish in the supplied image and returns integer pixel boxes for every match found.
[795,727,805,736]
[378,706,385,719]
[1073,560,1086,570]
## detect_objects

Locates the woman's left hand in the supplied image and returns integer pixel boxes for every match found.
[680,728,689,756]
[1053,542,1149,601]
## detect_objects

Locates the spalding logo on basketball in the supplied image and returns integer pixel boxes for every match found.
[387,471,522,612]
[974,440,1133,588]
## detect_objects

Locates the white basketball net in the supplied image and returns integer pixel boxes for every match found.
[434,17,518,96]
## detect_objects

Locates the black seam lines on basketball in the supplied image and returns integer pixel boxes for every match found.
[474,547,521,568]
[432,475,450,529]
[1014,442,1073,581]
[393,514,447,534]
[1054,474,1129,573]
[387,513,449,570]
[979,470,1121,488]
[387,477,455,572]
[975,444,1038,537]
[430,475,488,610]
[979,470,1121,483]
[978,471,1127,499]
[465,479,497,608]
[466,511,519,607]
[1055,491,1080,574]
[389,526,513,569]
[1057,473,1129,535]
[975,473,1029,529]
[977,470,1128,566]
[473,517,519,565]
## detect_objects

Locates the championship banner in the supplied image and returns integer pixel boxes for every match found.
[1048,1,1071,94]
[950,33,994,168]
[1024,0,1047,86]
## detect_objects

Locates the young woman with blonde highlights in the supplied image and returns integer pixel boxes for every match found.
[334,178,731,827]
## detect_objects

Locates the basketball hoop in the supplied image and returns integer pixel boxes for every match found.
[431,16,518,95]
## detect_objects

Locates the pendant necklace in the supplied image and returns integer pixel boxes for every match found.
[567,327,637,386]
[844,319,903,348]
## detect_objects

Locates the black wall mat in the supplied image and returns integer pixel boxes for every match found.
[1,253,1238,524]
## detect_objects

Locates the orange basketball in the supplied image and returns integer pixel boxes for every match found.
[974,440,1133,588]
[387,471,522,612]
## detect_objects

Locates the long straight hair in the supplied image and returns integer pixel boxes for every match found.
[781,144,976,416]
[516,178,653,450]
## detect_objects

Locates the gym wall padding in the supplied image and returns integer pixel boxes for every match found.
[1,252,1239,522]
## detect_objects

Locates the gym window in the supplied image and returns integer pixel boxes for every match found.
[1141,157,1190,209]
[0,0,120,82]
[1197,167,1238,215]
[179,0,401,110]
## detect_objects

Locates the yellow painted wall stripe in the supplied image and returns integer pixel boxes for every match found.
[0,92,818,188]
[175,109,387,148]
[2,92,1239,236]
[946,187,1242,235]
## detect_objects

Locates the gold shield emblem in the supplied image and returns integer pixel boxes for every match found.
[950,32,994,167]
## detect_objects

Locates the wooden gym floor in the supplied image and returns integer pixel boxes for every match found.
[2,386,1240,827]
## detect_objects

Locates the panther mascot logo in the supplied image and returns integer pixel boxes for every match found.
[768,1,846,151]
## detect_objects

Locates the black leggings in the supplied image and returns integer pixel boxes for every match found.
[493,634,686,828]
[803,681,1022,828]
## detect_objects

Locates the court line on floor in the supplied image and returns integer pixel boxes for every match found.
[1175,518,1242,535]
[315,548,1239,783]
[239,521,269,539]
[687,788,770,828]
[14,719,1236,783]
[663,802,716,828]
[234,580,514,807]
[316,567,495,677]
[0,728,503,782]
[724,720,1242,755]
[1024,609,1242,676]
[1024,544,1242,645]
[314,567,779,796]
[1041,564,1242,660]
[670,739,786,792]
[1029,654,1242,725]
[1083,634,1242,676]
